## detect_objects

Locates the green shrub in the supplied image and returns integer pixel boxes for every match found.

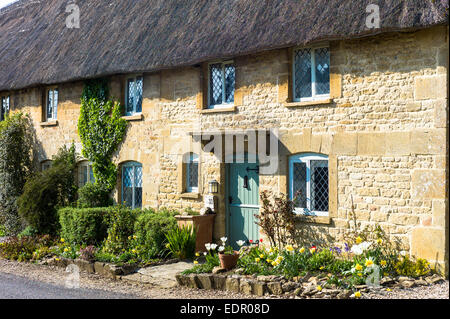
[59,207,112,245]
[77,183,113,208]
[101,206,138,255]
[18,226,38,239]
[17,144,78,235]
[165,225,197,260]
[0,235,55,262]
[0,113,34,235]
[394,255,431,278]
[133,208,177,259]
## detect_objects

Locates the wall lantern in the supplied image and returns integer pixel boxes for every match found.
[208,179,219,194]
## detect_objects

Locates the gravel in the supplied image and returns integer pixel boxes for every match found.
[0,259,447,299]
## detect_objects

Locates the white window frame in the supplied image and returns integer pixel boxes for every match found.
[1,95,10,121]
[125,74,143,116]
[185,153,199,193]
[292,44,330,102]
[78,161,95,187]
[45,87,58,121]
[121,162,143,209]
[207,60,235,109]
[289,153,329,217]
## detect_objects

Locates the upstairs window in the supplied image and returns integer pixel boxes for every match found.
[1,95,9,121]
[121,162,143,209]
[41,160,52,171]
[289,153,329,216]
[125,76,143,116]
[208,62,235,108]
[185,153,199,193]
[78,161,95,187]
[293,47,330,102]
[46,88,58,121]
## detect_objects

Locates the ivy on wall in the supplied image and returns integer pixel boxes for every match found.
[78,79,127,193]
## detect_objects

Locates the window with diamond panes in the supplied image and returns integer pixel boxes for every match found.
[126,76,143,115]
[186,153,199,193]
[122,162,143,209]
[289,154,329,216]
[46,88,58,121]
[1,96,9,121]
[78,162,95,187]
[209,62,235,108]
[293,47,330,101]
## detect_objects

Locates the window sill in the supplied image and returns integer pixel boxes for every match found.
[180,192,200,199]
[122,113,144,121]
[294,215,331,225]
[40,120,58,127]
[284,99,333,108]
[200,106,237,114]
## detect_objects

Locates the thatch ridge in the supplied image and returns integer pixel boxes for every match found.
[0,0,448,91]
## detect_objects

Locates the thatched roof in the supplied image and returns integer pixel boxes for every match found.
[0,0,448,91]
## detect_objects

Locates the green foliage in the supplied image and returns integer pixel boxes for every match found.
[17,144,78,235]
[0,113,34,235]
[18,226,38,239]
[78,79,127,193]
[77,183,113,208]
[165,225,197,260]
[237,245,278,276]
[101,206,138,255]
[183,207,200,216]
[0,235,55,262]
[59,207,112,246]
[0,225,5,237]
[133,208,177,259]
[394,255,431,278]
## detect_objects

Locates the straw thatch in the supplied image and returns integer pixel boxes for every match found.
[0,0,448,91]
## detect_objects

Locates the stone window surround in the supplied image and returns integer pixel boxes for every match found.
[177,152,202,199]
[44,86,58,122]
[77,160,95,188]
[124,74,144,117]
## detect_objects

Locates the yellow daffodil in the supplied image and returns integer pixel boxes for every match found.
[320,266,325,270]
[386,288,392,292]
[377,238,383,245]
[299,247,305,253]
[380,260,387,267]
[285,245,294,252]
[131,249,137,254]
[63,248,69,252]
[357,272,363,277]
[271,261,279,267]
[165,243,170,248]
[354,291,361,298]
[195,252,200,257]
[255,258,260,262]
[60,238,65,243]
[259,254,264,258]
[55,258,60,261]
[194,261,198,264]
[269,247,274,253]
[365,258,374,268]
[356,237,362,244]
[266,259,272,263]
[317,285,322,291]
[355,263,363,271]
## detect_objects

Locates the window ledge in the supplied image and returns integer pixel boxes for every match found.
[40,120,58,127]
[200,106,237,114]
[284,99,333,108]
[122,113,144,121]
[180,192,200,199]
[295,215,331,225]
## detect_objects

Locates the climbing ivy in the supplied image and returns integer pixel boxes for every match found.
[78,79,127,193]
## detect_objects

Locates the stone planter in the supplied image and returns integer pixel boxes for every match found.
[218,251,239,270]
[175,214,215,252]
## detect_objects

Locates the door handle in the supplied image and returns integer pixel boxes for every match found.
[229,196,233,204]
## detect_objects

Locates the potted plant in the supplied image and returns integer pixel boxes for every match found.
[217,237,239,270]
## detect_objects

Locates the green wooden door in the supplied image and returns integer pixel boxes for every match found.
[227,159,259,249]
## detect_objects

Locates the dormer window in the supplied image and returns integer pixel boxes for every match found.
[125,75,143,116]
[45,88,58,121]
[208,61,235,109]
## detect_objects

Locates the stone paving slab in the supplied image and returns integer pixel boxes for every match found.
[121,261,193,288]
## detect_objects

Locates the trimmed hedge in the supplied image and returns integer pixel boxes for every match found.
[58,207,113,245]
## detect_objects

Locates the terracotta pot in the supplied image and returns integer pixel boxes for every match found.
[218,251,240,270]
[175,214,216,252]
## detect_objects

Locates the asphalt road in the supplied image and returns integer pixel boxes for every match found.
[0,272,139,299]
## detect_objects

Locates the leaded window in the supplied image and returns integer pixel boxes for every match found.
[209,62,235,108]
[78,161,95,187]
[125,76,143,116]
[185,153,199,193]
[1,95,9,121]
[289,153,329,216]
[46,88,58,121]
[122,162,143,209]
[293,47,330,101]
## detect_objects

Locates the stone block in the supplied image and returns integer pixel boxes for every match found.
[385,132,410,155]
[357,132,385,155]
[411,227,446,262]
[196,274,212,290]
[225,277,240,293]
[331,133,357,155]
[434,99,448,128]
[74,259,95,274]
[432,199,448,228]
[411,129,446,155]
[252,281,266,296]
[414,75,447,100]
[412,169,446,199]
[239,279,253,294]
[266,282,283,295]
[212,275,227,290]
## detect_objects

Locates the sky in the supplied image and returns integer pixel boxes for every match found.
[0,0,18,9]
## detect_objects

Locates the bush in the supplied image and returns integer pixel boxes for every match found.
[0,235,55,262]
[77,183,113,208]
[101,206,139,255]
[17,144,78,235]
[59,207,112,246]
[165,225,197,260]
[18,226,38,239]
[394,255,431,278]
[0,113,34,235]
[133,208,177,259]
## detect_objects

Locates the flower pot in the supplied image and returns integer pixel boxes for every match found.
[218,251,240,270]
[175,214,215,252]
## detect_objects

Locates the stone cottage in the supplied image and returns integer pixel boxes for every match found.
[0,0,448,274]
